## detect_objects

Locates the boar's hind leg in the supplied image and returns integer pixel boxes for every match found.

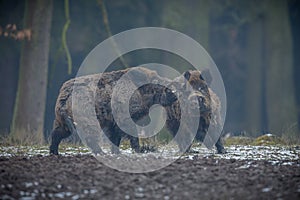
[63,114,103,154]
[215,138,226,154]
[85,138,103,155]
[111,125,140,154]
[49,114,74,155]
[85,134,103,155]
[106,127,121,154]
[62,113,77,135]
[49,127,71,155]
[116,124,140,153]
[129,135,140,153]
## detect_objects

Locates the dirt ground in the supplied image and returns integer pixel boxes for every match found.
[0,153,299,200]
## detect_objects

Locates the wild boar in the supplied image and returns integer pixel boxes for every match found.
[49,67,177,155]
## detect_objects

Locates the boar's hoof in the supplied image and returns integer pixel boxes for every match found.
[186,149,199,154]
[49,146,59,155]
[217,148,226,154]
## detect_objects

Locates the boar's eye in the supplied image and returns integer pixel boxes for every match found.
[165,88,172,93]
[165,87,176,94]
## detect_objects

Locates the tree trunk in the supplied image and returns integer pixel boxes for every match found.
[289,0,300,138]
[11,0,53,144]
[264,0,298,138]
[245,15,268,136]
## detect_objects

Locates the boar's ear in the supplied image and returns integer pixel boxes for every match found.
[183,71,191,81]
[201,69,212,86]
[199,74,205,81]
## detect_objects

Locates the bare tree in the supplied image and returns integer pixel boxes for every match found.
[11,0,53,144]
[264,0,298,138]
[245,5,267,136]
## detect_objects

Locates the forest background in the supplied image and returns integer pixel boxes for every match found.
[0,0,299,143]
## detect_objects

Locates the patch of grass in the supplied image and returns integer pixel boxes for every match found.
[156,128,173,144]
[278,122,300,145]
[140,144,157,153]
[224,134,296,146]
[281,126,300,145]
[224,136,254,146]
[120,139,131,150]
[58,143,90,153]
[252,134,286,146]
[281,133,300,145]
[0,129,44,146]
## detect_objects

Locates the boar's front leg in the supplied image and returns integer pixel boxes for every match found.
[78,124,103,155]
[111,125,140,154]
[215,138,226,154]
[85,135,103,155]
[108,126,122,154]
[117,122,140,153]
[129,135,140,153]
